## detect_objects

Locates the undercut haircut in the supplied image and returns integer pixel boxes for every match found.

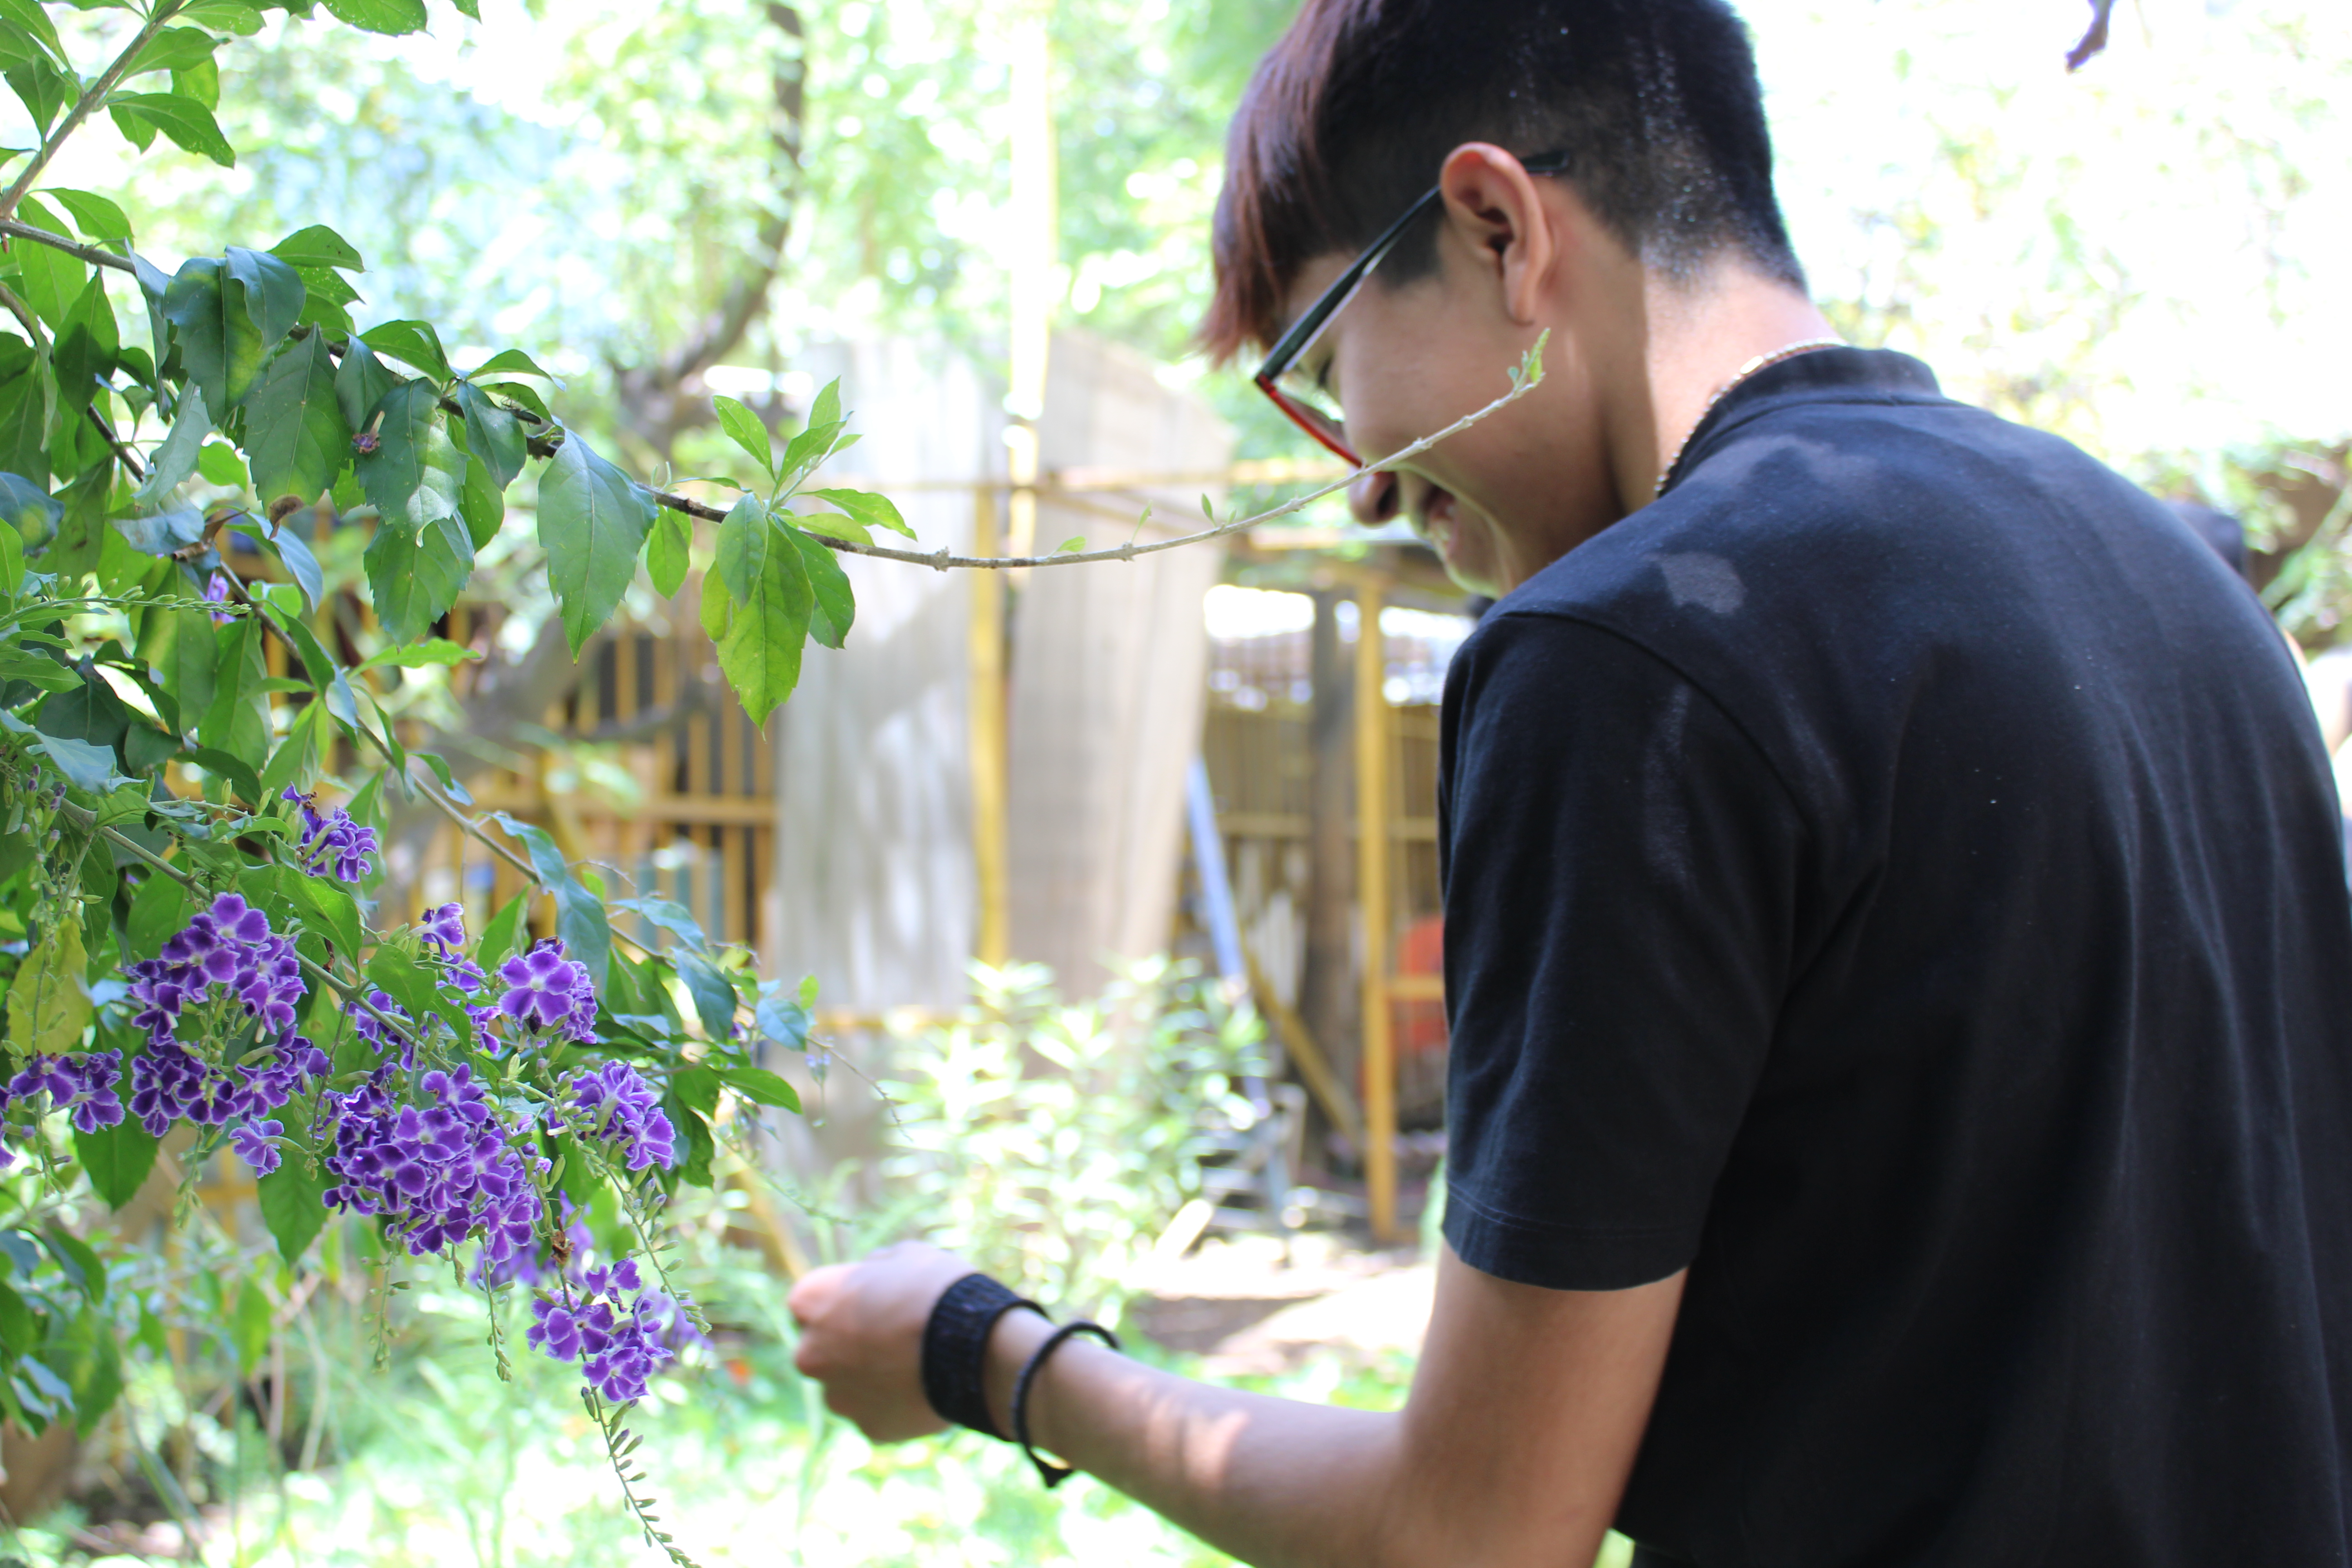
[1202,0,1808,362]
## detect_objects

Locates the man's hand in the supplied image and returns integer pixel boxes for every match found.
[787,1240,978,1441]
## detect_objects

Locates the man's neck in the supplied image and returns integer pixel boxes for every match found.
[1612,266,1838,510]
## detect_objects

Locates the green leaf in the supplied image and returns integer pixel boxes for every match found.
[646,509,689,599]
[808,488,913,540]
[356,379,463,531]
[230,1277,272,1373]
[321,0,427,33]
[675,949,735,1040]
[365,511,472,646]
[34,734,130,793]
[6,60,67,139]
[358,318,452,385]
[54,277,118,423]
[784,524,853,648]
[161,257,227,415]
[274,862,360,960]
[244,331,347,505]
[452,381,524,489]
[449,0,480,18]
[127,26,220,77]
[356,639,480,671]
[268,223,364,273]
[74,1120,158,1211]
[488,812,611,993]
[112,505,204,555]
[716,519,812,722]
[106,91,235,168]
[476,888,527,970]
[46,190,131,247]
[711,395,773,478]
[126,866,187,958]
[257,1159,328,1264]
[333,332,397,432]
[697,567,729,641]
[0,343,43,486]
[194,437,243,485]
[465,348,557,383]
[0,514,20,594]
[0,0,64,66]
[0,469,58,548]
[712,491,768,605]
[670,1064,722,1120]
[186,744,260,804]
[257,697,322,796]
[11,193,83,331]
[221,245,304,407]
[789,510,869,547]
[456,454,502,551]
[537,429,655,656]
[131,386,211,507]
[722,1066,801,1112]
[6,919,88,1058]
[177,0,265,33]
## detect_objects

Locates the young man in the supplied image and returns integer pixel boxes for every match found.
[789,3,2352,1563]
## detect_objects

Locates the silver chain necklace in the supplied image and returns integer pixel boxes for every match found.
[1652,337,1845,498]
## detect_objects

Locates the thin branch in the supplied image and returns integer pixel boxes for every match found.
[647,348,1547,571]
[2066,0,2117,70]
[0,281,48,352]
[88,405,146,480]
[0,4,185,222]
[0,217,136,276]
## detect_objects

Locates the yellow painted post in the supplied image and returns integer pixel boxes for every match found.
[970,485,1010,968]
[1354,579,1399,1242]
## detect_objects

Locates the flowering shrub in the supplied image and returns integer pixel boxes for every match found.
[0,0,866,1558]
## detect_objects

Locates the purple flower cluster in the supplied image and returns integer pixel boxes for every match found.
[419,905,500,1046]
[126,894,306,1044]
[203,570,234,625]
[0,1053,125,1164]
[566,1060,676,1173]
[129,1031,330,1146]
[526,1258,679,1403]
[318,1064,539,1269]
[282,787,379,885]
[497,941,598,1043]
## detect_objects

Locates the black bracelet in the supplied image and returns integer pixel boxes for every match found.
[921,1273,1046,1440]
[1009,1318,1120,1489]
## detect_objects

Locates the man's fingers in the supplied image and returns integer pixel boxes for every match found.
[786,1263,846,1325]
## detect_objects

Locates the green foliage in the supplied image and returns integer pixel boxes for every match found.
[878,959,1268,1325]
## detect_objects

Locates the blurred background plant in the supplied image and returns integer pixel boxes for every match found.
[862,958,1270,1326]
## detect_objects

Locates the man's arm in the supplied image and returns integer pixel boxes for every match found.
[789,1242,1683,1568]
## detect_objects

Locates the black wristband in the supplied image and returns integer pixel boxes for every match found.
[1009,1318,1120,1489]
[921,1273,1045,1440]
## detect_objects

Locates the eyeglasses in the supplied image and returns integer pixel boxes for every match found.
[1254,152,1571,468]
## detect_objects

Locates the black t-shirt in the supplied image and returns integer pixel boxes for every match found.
[1437,348,2352,1566]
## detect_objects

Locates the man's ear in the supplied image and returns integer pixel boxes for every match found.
[1436,143,1559,326]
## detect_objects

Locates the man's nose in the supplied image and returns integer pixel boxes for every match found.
[1349,468,1399,527]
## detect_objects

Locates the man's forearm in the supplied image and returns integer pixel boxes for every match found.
[983,1309,1416,1568]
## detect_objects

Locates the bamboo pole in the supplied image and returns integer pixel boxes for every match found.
[1355,582,1399,1242]
[970,485,1010,967]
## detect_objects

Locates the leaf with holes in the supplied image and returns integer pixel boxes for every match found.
[268,223,364,273]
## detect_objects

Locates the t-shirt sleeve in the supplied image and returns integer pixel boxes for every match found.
[1438,612,1807,1291]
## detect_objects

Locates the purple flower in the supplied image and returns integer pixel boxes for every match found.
[230,1118,284,1176]
[318,1064,544,1270]
[567,1061,676,1172]
[203,571,234,625]
[281,787,379,885]
[122,895,309,1059]
[527,1254,680,1403]
[495,941,598,1043]
[7,1052,126,1135]
[418,903,466,952]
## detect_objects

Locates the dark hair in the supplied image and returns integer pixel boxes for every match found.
[1202,0,1807,362]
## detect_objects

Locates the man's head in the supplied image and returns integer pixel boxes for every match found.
[1205,0,1820,595]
